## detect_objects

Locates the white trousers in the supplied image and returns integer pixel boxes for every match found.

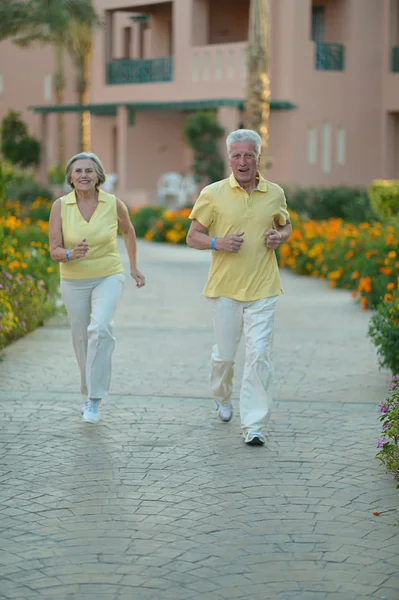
[60,274,125,400]
[209,296,278,433]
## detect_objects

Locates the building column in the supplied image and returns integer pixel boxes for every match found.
[37,113,49,184]
[381,0,391,178]
[217,106,242,177]
[116,105,128,195]
[173,0,192,83]
[104,10,114,63]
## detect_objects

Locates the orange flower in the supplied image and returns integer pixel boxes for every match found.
[379,267,392,276]
[384,293,393,303]
[351,272,359,280]
[387,282,395,291]
[358,276,372,293]
[360,296,368,311]
[344,250,354,260]
[328,269,342,281]
[351,291,357,298]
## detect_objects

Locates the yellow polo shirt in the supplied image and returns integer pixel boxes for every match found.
[189,173,290,301]
[60,189,124,280]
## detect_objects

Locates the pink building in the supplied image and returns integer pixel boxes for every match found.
[1,0,398,204]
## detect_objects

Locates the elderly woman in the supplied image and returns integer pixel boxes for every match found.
[49,152,145,424]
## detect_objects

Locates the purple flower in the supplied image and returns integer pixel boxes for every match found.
[5,273,12,280]
[383,422,390,430]
[392,376,399,381]
[390,384,396,389]
[378,405,389,414]
[377,439,389,448]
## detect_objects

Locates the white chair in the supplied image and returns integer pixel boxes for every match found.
[157,172,184,208]
[179,175,197,207]
[102,173,118,193]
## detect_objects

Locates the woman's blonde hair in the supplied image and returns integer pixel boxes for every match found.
[65,152,106,190]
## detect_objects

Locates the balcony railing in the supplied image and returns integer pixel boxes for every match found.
[392,47,399,73]
[191,42,247,84]
[315,42,345,71]
[106,57,173,85]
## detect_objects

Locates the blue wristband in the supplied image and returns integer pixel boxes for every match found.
[66,249,71,261]
[211,237,217,251]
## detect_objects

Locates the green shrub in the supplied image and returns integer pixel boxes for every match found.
[285,186,378,222]
[368,296,399,375]
[0,110,41,168]
[0,198,59,350]
[0,273,55,349]
[368,179,399,221]
[130,205,163,238]
[376,377,399,486]
[48,164,66,185]
[183,111,225,185]
[5,177,53,204]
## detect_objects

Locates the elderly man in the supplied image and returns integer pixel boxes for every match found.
[186,129,292,446]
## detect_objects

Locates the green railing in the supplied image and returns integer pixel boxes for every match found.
[315,42,345,71]
[106,57,173,85]
[392,46,399,72]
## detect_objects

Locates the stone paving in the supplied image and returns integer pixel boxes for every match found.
[0,240,398,600]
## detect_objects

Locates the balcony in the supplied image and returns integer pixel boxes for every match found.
[392,47,399,73]
[191,42,247,84]
[106,57,173,85]
[315,42,345,71]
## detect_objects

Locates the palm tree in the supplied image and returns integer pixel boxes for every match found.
[0,0,99,163]
[66,19,96,152]
[245,0,270,173]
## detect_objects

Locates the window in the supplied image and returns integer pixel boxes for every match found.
[307,127,317,164]
[336,127,346,165]
[192,52,199,82]
[43,74,52,100]
[311,6,325,42]
[322,122,332,173]
[123,27,132,59]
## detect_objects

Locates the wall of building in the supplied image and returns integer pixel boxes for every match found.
[0,39,79,168]
[1,0,398,194]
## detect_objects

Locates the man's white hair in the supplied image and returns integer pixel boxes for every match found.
[226,129,262,158]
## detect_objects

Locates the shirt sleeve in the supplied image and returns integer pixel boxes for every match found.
[274,188,291,226]
[189,188,214,229]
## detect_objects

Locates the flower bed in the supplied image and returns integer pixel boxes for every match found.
[278,212,399,311]
[131,206,399,310]
[131,205,399,374]
[130,206,191,245]
[377,377,399,485]
[0,198,59,351]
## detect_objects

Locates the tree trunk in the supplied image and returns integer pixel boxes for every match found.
[53,42,66,167]
[76,51,91,152]
[245,0,270,173]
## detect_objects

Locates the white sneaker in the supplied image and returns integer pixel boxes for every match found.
[216,402,233,422]
[243,430,265,446]
[82,399,101,424]
[81,400,89,414]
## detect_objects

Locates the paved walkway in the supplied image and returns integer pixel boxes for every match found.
[0,241,398,600]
